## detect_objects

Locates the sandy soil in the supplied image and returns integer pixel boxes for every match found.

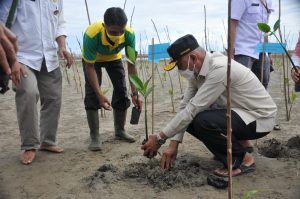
[0,62,299,199]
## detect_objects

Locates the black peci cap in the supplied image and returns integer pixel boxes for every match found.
[164,34,199,71]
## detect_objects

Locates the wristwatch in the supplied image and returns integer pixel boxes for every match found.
[156,133,166,145]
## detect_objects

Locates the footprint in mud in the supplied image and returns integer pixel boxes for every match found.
[84,164,119,189]
[257,136,300,159]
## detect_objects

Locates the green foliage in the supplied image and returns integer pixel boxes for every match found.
[242,189,261,199]
[168,89,173,96]
[257,23,271,33]
[129,75,153,98]
[257,19,280,36]
[291,90,298,103]
[273,19,280,33]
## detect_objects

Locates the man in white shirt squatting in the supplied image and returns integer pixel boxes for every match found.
[142,34,277,177]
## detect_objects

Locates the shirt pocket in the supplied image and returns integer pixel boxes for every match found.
[48,1,60,24]
[245,5,260,23]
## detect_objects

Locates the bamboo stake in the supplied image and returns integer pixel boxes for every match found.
[67,45,79,93]
[260,44,266,83]
[277,0,289,120]
[151,19,175,112]
[283,27,291,103]
[129,6,135,27]
[227,0,233,198]
[123,0,127,10]
[151,38,155,135]
[204,5,208,51]
[84,0,91,25]
[75,36,84,99]
[75,61,84,99]
[139,33,145,81]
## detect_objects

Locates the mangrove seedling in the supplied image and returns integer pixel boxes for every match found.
[129,75,153,144]
[257,20,297,70]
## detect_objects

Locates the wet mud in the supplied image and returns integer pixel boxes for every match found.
[258,136,300,159]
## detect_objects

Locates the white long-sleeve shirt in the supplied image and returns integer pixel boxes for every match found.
[165,52,277,142]
[0,0,67,72]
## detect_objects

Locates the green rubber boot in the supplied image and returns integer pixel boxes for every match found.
[86,110,102,151]
[113,109,136,143]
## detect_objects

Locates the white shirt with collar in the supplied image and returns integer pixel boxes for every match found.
[0,0,66,72]
[231,0,274,59]
[165,52,277,142]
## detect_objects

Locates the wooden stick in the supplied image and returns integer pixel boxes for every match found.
[227,0,233,198]
[123,0,127,10]
[204,5,208,51]
[129,6,135,27]
[151,38,155,135]
[151,19,175,112]
[84,0,91,25]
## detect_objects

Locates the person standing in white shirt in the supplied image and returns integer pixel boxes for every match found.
[0,0,73,165]
[230,0,280,143]
[230,0,274,90]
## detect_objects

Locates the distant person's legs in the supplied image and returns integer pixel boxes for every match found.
[38,60,63,153]
[234,55,257,151]
[15,64,40,165]
[252,53,271,89]
[252,54,281,130]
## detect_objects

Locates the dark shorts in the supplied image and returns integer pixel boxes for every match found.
[82,59,130,111]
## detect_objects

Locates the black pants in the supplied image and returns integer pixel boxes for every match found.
[186,109,269,169]
[82,59,130,111]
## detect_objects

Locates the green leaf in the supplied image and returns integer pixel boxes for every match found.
[129,75,144,94]
[144,86,154,98]
[291,91,298,103]
[273,19,280,32]
[143,76,152,92]
[242,190,260,199]
[126,46,137,64]
[257,23,271,33]
[168,89,173,96]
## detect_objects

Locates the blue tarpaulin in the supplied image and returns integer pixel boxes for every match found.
[255,42,287,53]
[148,43,170,63]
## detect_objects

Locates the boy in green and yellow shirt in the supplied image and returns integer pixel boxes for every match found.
[82,7,142,151]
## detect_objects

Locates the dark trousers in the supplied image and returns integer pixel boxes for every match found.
[186,109,269,169]
[82,59,130,111]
